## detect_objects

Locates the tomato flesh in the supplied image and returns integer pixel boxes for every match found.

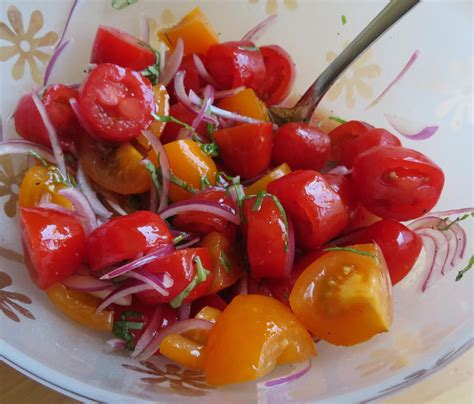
[328,120,373,164]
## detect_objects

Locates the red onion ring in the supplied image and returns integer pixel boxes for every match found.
[160,200,240,225]
[175,237,200,250]
[76,163,112,219]
[140,14,150,43]
[326,165,352,176]
[138,318,214,360]
[96,280,156,313]
[62,274,113,292]
[124,270,171,296]
[213,86,246,99]
[100,244,175,280]
[385,113,438,141]
[43,39,72,86]
[131,306,161,358]
[88,289,131,306]
[105,338,126,353]
[178,302,191,321]
[192,54,218,87]
[58,188,98,234]
[0,140,56,164]
[159,38,184,86]
[185,85,215,138]
[262,359,312,388]
[242,14,278,42]
[69,98,96,137]
[56,0,78,49]
[227,184,245,205]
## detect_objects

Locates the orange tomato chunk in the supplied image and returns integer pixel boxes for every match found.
[217,88,269,122]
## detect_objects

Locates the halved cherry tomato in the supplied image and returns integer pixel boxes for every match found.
[47,283,113,331]
[245,163,291,196]
[79,135,151,195]
[205,41,266,92]
[204,295,316,386]
[150,139,217,201]
[160,103,208,144]
[268,170,348,250]
[86,211,173,271]
[353,219,422,285]
[214,123,273,179]
[20,208,86,290]
[257,45,295,106]
[272,122,331,170]
[137,248,213,306]
[198,232,242,294]
[216,88,269,122]
[342,128,401,168]
[90,25,156,71]
[173,188,237,241]
[79,63,155,142]
[290,244,392,346]
[352,146,445,220]
[328,120,373,163]
[159,7,219,56]
[14,85,79,151]
[242,194,292,278]
[19,165,73,209]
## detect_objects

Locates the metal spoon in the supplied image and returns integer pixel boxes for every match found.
[268,0,420,125]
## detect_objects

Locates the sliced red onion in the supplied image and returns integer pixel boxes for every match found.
[138,318,214,360]
[213,86,246,99]
[100,244,175,280]
[450,222,467,266]
[56,0,78,49]
[131,306,161,358]
[327,165,352,176]
[31,93,67,179]
[159,42,167,73]
[182,85,215,138]
[159,38,184,86]
[43,39,72,86]
[125,270,171,296]
[227,184,245,205]
[88,289,131,306]
[69,98,96,137]
[104,338,126,353]
[58,188,97,234]
[160,200,240,225]
[178,302,191,321]
[148,180,158,213]
[242,14,278,42]
[262,359,312,388]
[176,237,200,250]
[192,54,218,87]
[96,281,156,313]
[62,274,113,292]
[418,228,450,277]
[37,201,77,217]
[140,14,150,43]
[0,139,56,163]
[429,207,474,217]
[384,113,438,140]
[104,196,128,216]
[76,163,112,219]
[141,131,170,212]
[179,86,218,125]
[366,50,420,109]
[283,218,296,277]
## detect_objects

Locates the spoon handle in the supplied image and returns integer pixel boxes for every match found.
[296,0,420,120]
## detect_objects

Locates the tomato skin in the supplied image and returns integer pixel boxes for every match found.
[79,63,155,142]
[323,173,357,212]
[14,85,79,151]
[352,146,445,220]
[205,41,266,92]
[257,45,295,106]
[272,122,331,171]
[242,195,292,279]
[136,248,213,305]
[267,170,348,250]
[353,219,422,285]
[245,163,291,196]
[342,128,401,168]
[86,211,173,271]
[20,208,86,290]
[173,188,237,241]
[328,120,373,163]
[91,25,156,71]
[160,103,208,144]
[214,123,273,179]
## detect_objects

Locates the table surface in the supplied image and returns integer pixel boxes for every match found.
[1,348,472,403]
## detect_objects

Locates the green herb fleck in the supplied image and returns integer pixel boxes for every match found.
[152,113,196,136]
[238,45,259,52]
[143,160,162,195]
[252,191,266,212]
[217,171,240,185]
[200,142,220,157]
[341,15,347,25]
[140,62,160,85]
[207,122,215,136]
[200,175,212,190]
[437,213,473,231]
[455,256,474,281]
[173,234,186,245]
[324,246,377,259]
[112,311,145,350]
[170,256,210,308]
[28,150,48,167]
[329,115,347,124]
[227,184,245,207]
[268,193,290,252]
[170,171,198,193]
[219,250,232,273]
[111,0,138,10]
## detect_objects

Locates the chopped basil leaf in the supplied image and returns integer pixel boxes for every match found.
[200,175,212,190]
[252,191,266,212]
[238,45,259,52]
[112,311,144,345]
[120,311,144,321]
[140,63,160,85]
[28,150,48,167]
[268,193,290,252]
[328,115,347,124]
[111,0,138,10]
[170,171,198,193]
[173,234,186,245]
[200,142,220,157]
[437,213,472,231]
[455,255,474,281]
[324,246,377,259]
[143,160,162,196]
[170,256,210,308]
[219,250,232,273]
[207,122,215,136]
[153,113,197,136]
[227,184,245,207]
[217,171,240,185]
[341,15,347,25]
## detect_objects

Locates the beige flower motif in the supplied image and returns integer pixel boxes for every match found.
[326,43,381,108]
[0,271,34,323]
[0,5,58,84]
[248,0,298,15]
[0,155,25,218]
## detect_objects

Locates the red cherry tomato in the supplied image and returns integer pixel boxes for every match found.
[160,102,208,144]
[267,170,348,250]
[352,146,445,220]
[323,173,357,212]
[272,122,330,171]
[20,208,86,290]
[79,63,155,142]
[342,128,401,168]
[205,41,266,92]
[14,85,79,151]
[328,120,373,163]
[353,219,422,285]
[167,55,203,104]
[257,45,295,106]
[242,194,293,279]
[137,248,213,305]
[90,25,156,71]
[173,188,237,241]
[213,123,273,179]
[86,211,173,271]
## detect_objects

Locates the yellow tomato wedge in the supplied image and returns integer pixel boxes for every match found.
[160,334,206,370]
[245,163,291,195]
[217,88,270,122]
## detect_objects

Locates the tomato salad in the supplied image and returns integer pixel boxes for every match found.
[2,7,461,387]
